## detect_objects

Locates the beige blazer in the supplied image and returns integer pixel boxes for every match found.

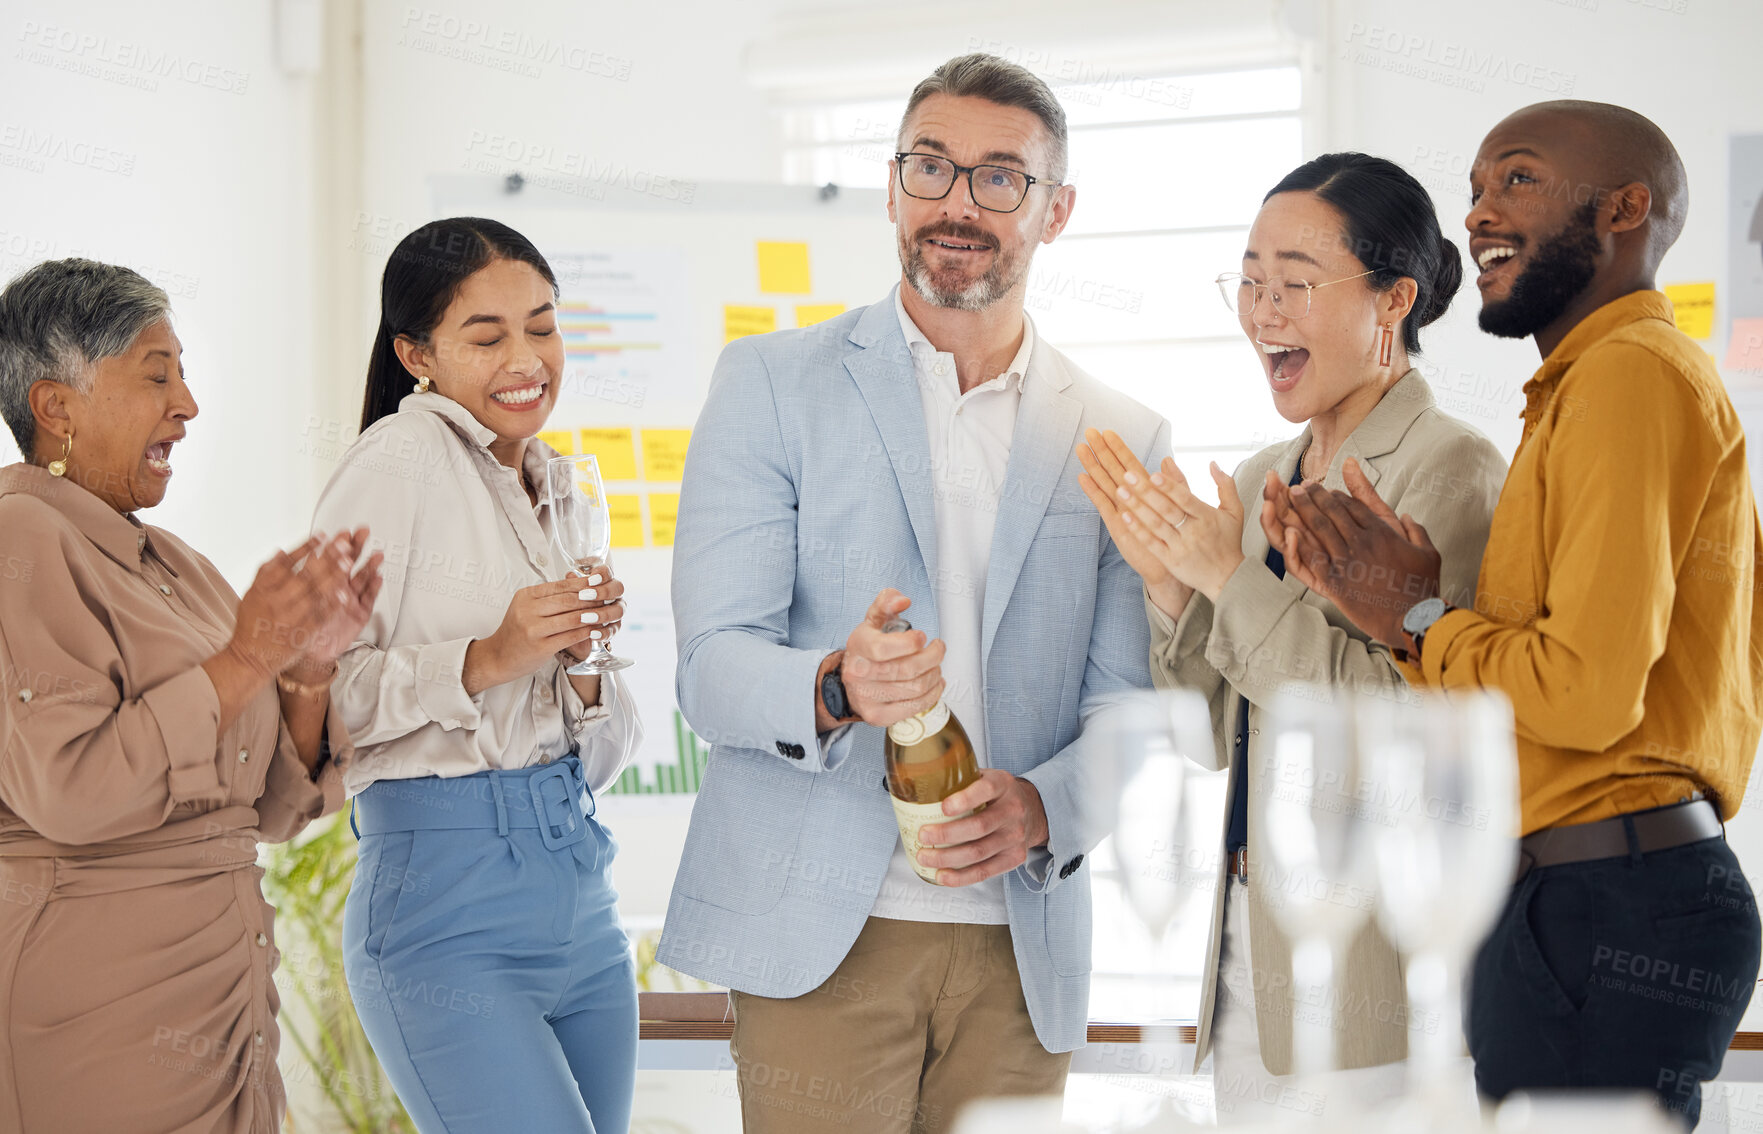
[1150,370,1507,1075]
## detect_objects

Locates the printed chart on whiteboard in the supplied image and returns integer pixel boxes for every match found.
[537,246,702,794]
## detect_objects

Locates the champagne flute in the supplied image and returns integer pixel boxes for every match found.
[1256,690,1380,1084]
[1084,689,1215,1131]
[547,454,634,674]
[1104,690,1214,945]
[1361,689,1518,1117]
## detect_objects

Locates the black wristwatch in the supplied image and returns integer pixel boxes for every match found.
[820,662,853,721]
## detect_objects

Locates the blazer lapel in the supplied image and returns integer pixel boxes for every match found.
[981,341,1081,664]
[843,297,939,596]
[1241,431,1305,566]
[1267,370,1434,599]
[1329,368,1433,491]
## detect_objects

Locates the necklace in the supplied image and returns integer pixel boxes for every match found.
[1300,442,1324,482]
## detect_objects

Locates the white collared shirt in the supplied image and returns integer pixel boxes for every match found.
[312,391,642,799]
[867,289,1035,925]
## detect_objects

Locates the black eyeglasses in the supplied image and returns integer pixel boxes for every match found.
[893,151,1057,214]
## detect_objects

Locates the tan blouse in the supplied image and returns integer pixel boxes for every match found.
[0,462,349,1133]
[311,392,640,797]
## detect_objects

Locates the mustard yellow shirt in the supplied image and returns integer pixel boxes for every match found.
[1418,291,1763,834]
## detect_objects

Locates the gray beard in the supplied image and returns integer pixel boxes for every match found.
[896,228,1025,312]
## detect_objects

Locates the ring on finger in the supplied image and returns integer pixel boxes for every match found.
[1173,513,1189,531]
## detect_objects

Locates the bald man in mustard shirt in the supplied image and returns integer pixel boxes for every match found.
[1268,101,1763,1129]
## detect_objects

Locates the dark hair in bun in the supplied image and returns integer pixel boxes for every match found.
[1263,152,1462,355]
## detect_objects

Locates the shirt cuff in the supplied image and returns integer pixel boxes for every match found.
[314,703,350,815]
[1146,586,1179,639]
[559,663,614,738]
[157,666,224,803]
[1419,608,1477,687]
[814,719,849,761]
[414,637,484,731]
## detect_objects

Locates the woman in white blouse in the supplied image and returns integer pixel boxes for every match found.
[313,217,642,1133]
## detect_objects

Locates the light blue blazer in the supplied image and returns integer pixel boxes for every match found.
[658,288,1172,1052]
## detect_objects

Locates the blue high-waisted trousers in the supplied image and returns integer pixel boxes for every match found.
[342,756,637,1133]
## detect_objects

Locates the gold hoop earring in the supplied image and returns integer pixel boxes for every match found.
[414,374,432,395]
[46,432,72,477]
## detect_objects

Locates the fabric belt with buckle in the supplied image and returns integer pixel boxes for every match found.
[350,754,594,855]
[1228,846,1249,887]
[1513,797,1721,885]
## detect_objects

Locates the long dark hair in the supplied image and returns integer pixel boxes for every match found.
[1263,152,1462,355]
[359,217,559,432]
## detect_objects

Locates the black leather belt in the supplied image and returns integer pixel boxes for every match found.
[1514,797,1722,884]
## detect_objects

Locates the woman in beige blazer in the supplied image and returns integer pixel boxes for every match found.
[1079,153,1507,1123]
[0,259,381,1132]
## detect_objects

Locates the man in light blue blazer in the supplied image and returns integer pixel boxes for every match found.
[661,52,1171,1132]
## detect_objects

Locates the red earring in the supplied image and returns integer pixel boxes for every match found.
[1378,323,1394,367]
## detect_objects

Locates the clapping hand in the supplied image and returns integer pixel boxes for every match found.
[230,531,377,680]
[1261,457,1441,647]
[1076,428,1246,612]
[287,528,384,682]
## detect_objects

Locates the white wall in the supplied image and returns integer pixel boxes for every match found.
[1320,0,1763,456]
[0,0,326,583]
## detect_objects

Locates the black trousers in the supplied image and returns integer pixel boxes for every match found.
[1467,828,1761,1129]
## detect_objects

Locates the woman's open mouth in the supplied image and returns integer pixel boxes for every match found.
[144,441,174,477]
[1261,343,1311,390]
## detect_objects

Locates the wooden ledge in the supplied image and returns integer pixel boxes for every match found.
[638,992,1763,1049]
[639,992,1186,1044]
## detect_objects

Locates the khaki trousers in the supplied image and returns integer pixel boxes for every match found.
[728,917,1071,1133]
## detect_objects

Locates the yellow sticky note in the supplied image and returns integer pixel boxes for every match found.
[608,494,644,548]
[641,429,692,482]
[578,427,638,481]
[724,304,777,344]
[795,303,846,328]
[1664,282,1716,340]
[649,493,681,547]
[536,429,576,455]
[757,241,812,294]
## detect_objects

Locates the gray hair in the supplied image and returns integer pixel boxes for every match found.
[898,53,1069,183]
[0,258,171,459]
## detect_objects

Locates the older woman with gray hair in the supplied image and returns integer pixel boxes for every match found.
[0,258,382,1134]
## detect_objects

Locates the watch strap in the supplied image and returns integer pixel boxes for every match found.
[1405,601,1453,663]
[821,664,846,720]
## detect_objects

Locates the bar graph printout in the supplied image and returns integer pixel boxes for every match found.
[543,247,703,791]
[548,247,695,420]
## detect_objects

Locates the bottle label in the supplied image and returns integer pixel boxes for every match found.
[890,796,973,885]
[886,700,950,746]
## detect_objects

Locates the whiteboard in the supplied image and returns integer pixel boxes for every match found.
[428,175,901,793]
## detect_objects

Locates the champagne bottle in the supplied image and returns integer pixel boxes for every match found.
[882,616,983,885]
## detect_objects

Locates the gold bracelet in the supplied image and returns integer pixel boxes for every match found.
[276,665,337,697]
